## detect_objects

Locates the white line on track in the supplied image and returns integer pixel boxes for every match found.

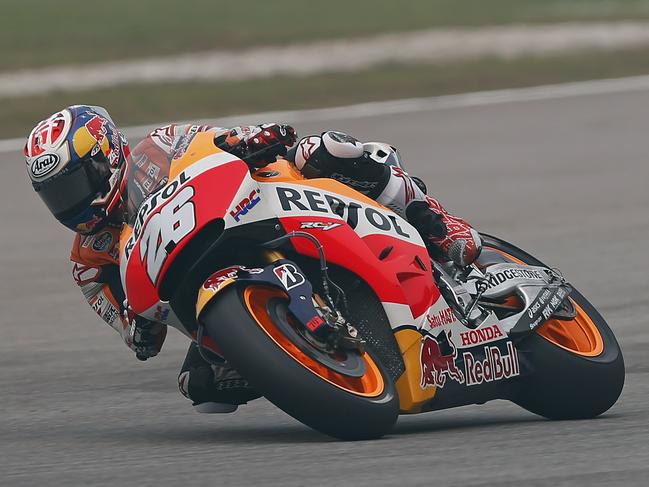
[3,74,649,154]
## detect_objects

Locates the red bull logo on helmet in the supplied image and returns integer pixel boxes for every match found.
[85,115,107,143]
[420,333,465,389]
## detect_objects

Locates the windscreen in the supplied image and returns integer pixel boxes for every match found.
[124,143,173,224]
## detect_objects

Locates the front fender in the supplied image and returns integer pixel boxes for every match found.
[196,260,326,333]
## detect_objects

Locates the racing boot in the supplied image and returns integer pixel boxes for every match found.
[178,343,261,413]
[406,195,482,267]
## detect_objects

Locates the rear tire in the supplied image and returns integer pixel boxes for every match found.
[481,234,625,419]
[201,285,399,440]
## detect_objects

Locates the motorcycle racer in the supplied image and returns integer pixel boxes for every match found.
[25,105,482,413]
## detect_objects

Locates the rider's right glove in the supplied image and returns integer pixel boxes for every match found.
[245,124,297,166]
[121,305,167,361]
[215,124,297,167]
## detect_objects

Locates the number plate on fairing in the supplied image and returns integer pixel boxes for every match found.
[120,148,250,318]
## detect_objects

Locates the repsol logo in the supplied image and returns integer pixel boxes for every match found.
[276,186,411,238]
[132,171,191,238]
[125,171,191,259]
[485,267,545,289]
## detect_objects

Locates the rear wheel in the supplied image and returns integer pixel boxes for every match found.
[201,284,399,440]
[481,234,625,419]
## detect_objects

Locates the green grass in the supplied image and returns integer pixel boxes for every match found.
[3,0,649,71]
[4,47,649,139]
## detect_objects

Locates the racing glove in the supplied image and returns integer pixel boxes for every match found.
[122,305,167,361]
[215,123,297,167]
[245,123,297,166]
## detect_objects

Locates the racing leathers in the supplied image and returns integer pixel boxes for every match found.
[70,123,481,412]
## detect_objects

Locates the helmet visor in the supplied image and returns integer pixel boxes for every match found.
[33,152,112,220]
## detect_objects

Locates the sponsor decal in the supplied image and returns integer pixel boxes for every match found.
[85,115,107,143]
[306,316,325,332]
[330,173,378,191]
[463,342,520,386]
[298,136,320,164]
[525,286,570,331]
[527,288,553,320]
[154,305,170,322]
[81,235,93,248]
[420,332,464,388]
[299,221,342,231]
[102,302,120,326]
[109,129,121,166]
[485,267,545,290]
[92,231,113,252]
[390,166,415,204]
[133,153,149,169]
[150,126,174,149]
[30,153,60,177]
[125,170,192,259]
[203,266,264,292]
[257,170,280,178]
[276,186,410,238]
[90,292,119,327]
[76,214,103,234]
[426,307,456,329]
[146,162,161,179]
[273,263,305,291]
[230,189,261,222]
[459,323,505,347]
[90,144,101,157]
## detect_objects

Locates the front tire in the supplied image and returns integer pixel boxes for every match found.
[201,284,399,440]
[481,234,625,419]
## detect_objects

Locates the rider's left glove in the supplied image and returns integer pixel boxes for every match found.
[122,305,167,361]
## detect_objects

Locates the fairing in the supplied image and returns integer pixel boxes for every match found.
[119,132,537,413]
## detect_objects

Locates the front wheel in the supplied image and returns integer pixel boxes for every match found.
[201,284,399,440]
[481,234,625,419]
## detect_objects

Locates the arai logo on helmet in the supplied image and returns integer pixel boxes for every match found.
[30,153,60,177]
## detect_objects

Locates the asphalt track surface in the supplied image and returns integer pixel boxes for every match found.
[1,89,648,486]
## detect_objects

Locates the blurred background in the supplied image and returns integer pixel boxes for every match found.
[2,2,649,486]
[4,0,649,137]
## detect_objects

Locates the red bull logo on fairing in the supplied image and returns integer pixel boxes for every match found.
[420,333,465,389]
[463,342,520,386]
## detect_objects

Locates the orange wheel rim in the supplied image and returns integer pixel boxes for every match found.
[490,248,605,357]
[243,286,385,397]
[536,301,604,356]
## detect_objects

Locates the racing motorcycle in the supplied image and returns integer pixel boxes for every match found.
[120,132,624,440]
